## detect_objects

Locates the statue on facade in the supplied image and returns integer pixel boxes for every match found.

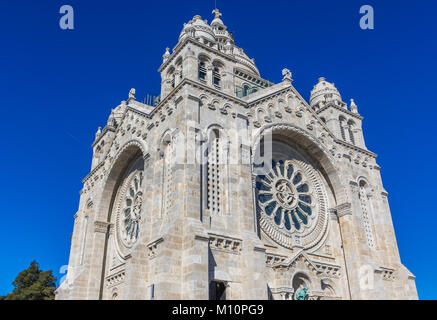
[295,286,309,300]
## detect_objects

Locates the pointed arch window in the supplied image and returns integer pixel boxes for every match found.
[167,67,175,88]
[348,120,356,145]
[207,129,221,215]
[162,136,175,216]
[358,181,375,249]
[243,84,250,97]
[339,116,346,141]
[198,61,207,81]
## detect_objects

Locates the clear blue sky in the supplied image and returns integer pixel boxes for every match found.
[0,0,435,299]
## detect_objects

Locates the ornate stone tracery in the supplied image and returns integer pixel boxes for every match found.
[112,157,145,258]
[256,158,329,251]
[120,171,144,246]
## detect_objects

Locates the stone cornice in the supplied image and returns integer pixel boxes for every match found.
[151,78,249,119]
[92,125,116,148]
[94,220,110,233]
[234,67,273,87]
[316,102,364,120]
[158,37,237,73]
[334,203,352,218]
[126,104,150,118]
[246,83,292,106]
[82,162,104,184]
[335,138,377,158]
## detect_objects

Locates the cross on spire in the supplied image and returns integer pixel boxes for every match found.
[212,8,222,19]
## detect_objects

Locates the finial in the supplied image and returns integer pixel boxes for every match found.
[212,9,222,19]
[95,127,102,139]
[318,77,326,83]
[128,88,136,102]
[282,68,293,82]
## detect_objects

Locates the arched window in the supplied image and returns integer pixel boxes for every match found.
[358,180,375,249]
[243,84,250,97]
[167,67,175,88]
[207,129,221,215]
[213,66,221,87]
[212,60,224,87]
[348,120,356,145]
[175,57,183,83]
[161,134,175,217]
[339,116,346,141]
[198,61,207,81]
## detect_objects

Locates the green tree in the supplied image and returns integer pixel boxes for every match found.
[4,260,57,300]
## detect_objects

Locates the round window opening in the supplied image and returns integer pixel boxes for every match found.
[255,159,329,250]
[116,170,144,248]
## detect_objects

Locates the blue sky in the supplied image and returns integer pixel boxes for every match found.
[0,0,436,299]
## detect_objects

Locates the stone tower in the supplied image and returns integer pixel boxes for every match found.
[56,9,417,300]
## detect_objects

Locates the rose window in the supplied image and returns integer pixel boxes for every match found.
[120,171,143,246]
[255,159,329,250]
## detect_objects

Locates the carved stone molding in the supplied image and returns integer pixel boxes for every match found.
[208,233,242,254]
[314,261,341,278]
[94,220,110,234]
[334,203,352,218]
[105,270,126,288]
[147,237,164,260]
[377,267,395,281]
[266,252,287,267]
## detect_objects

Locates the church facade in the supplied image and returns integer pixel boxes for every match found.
[56,10,417,300]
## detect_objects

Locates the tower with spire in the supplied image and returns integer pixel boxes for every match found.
[56,9,417,301]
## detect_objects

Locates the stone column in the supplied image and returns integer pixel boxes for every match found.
[183,47,198,81]
[325,116,340,139]
[178,94,210,299]
[174,70,182,87]
[161,74,173,99]
[85,220,110,299]
[221,71,234,96]
[335,203,360,299]
[207,65,214,87]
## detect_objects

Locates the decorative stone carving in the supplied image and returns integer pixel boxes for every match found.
[94,220,110,234]
[255,159,329,250]
[112,160,145,258]
[147,237,164,260]
[282,68,292,82]
[334,202,352,218]
[105,270,126,288]
[266,252,287,266]
[209,233,242,254]
[128,88,136,102]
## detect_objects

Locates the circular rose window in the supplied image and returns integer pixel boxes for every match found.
[116,170,144,248]
[255,159,328,250]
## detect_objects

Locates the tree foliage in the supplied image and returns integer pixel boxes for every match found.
[3,260,57,300]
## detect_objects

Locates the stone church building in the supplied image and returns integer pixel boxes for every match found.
[56,10,417,300]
